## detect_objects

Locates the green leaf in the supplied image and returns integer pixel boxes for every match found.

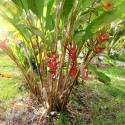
[28,0,44,18]
[78,4,125,46]
[0,6,30,43]
[46,0,55,31]
[104,57,116,67]
[12,0,28,12]
[87,63,96,72]
[73,30,85,42]
[81,0,95,12]
[95,71,111,83]
[87,63,111,83]
[31,26,43,39]
[86,4,125,34]
[62,0,74,19]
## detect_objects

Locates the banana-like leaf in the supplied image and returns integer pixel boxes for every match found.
[28,0,44,18]
[87,63,111,83]
[78,4,125,46]
[62,0,74,20]
[81,0,95,12]
[46,0,55,31]
[12,0,28,12]
[0,6,31,43]
[31,26,43,39]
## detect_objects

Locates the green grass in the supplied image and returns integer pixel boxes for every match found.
[0,52,28,103]
[0,51,125,125]
[60,67,125,125]
[102,68,125,97]
[84,67,125,125]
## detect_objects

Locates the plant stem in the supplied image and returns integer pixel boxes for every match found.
[72,90,88,108]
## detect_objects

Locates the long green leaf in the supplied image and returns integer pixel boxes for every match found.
[78,4,125,46]
[0,6,30,43]
[62,0,74,19]
[28,0,44,18]
[31,26,43,39]
[87,63,111,83]
[81,0,95,12]
[12,0,28,12]
[46,0,55,31]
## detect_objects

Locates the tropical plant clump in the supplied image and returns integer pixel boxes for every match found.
[0,0,125,112]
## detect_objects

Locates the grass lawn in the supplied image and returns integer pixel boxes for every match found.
[0,51,28,104]
[0,52,125,125]
[85,67,125,125]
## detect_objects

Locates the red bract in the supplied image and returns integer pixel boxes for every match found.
[93,27,109,54]
[100,28,109,38]
[66,47,78,63]
[70,64,78,79]
[70,42,77,51]
[96,37,109,45]
[43,41,59,81]
[96,28,109,45]
[66,38,78,79]
[0,40,7,50]
[93,43,106,54]
[47,54,53,58]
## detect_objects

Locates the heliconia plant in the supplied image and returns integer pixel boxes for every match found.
[0,0,125,112]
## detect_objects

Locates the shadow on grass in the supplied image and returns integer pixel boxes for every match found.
[103,85,125,97]
[104,68,125,78]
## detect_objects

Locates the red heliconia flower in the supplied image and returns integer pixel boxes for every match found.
[96,28,109,45]
[70,64,77,74]
[93,43,106,54]
[84,66,88,79]
[70,64,78,79]
[66,37,78,79]
[93,27,110,54]
[47,54,53,59]
[0,40,7,50]
[43,41,59,81]
[69,49,77,63]
[70,42,77,51]
[96,46,106,54]
[100,28,109,38]
[97,33,109,44]
[66,47,78,63]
